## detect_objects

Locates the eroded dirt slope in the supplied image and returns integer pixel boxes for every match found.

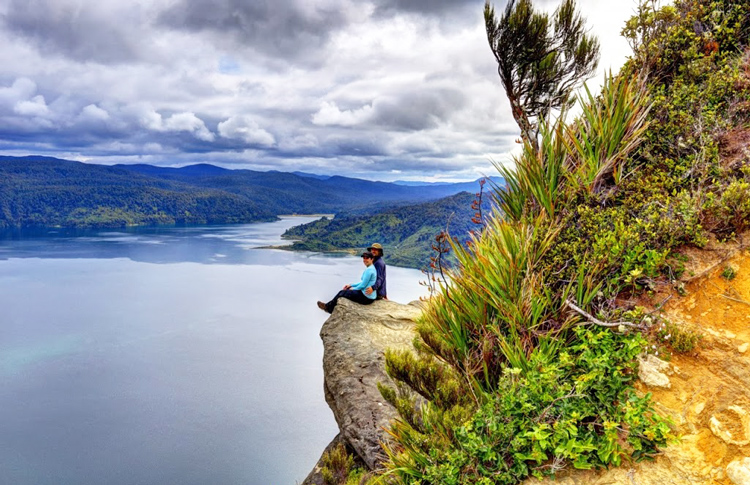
[650,249,750,483]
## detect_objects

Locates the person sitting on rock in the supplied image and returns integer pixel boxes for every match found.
[366,242,387,300]
[317,251,377,314]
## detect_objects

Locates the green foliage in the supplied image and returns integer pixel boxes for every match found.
[654,320,703,354]
[494,120,567,221]
[622,0,750,81]
[382,328,673,484]
[540,0,750,286]
[320,442,368,485]
[545,195,700,291]
[494,69,698,289]
[412,215,573,389]
[374,2,750,483]
[383,349,466,411]
[484,0,600,146]
[619,0,750,243]
[703,176,750,237]
[721,265,737,280]
[378,198,676,483]
[566,74,651,194]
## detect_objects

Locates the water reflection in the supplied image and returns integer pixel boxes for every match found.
[0,217,343,265]
[0,219,427,485]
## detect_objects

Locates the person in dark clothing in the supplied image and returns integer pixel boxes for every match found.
[366,243,387,300]
[317,252,377,314]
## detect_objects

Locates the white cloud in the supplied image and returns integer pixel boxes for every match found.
[218,115,275,146]
[133,107,215,142]
[79,104,110,121]
[0,78,38,107]
[14,94,48,117]
[162,112,215,141]
[311,101,374,127]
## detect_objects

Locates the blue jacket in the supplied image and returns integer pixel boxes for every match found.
[350,265,377,300]
[372,257,387,298]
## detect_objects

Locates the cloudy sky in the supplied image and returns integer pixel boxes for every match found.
[0,0,639,181]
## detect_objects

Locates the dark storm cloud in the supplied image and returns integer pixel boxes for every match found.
[158,0,351,62]
[370,88,467,131]
[373,0,478,16]
[2,0,141,63]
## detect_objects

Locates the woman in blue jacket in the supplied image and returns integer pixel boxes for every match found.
[318,251,377,314]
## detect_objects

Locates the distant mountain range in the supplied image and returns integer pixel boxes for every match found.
[0,155,492,229]
[114,162,488,210]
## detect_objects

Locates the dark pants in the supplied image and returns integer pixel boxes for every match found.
[325,289,374,313]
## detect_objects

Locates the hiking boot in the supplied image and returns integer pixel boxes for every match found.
[317,301,328,312]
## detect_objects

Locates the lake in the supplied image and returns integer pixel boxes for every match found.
[0,217,427,485]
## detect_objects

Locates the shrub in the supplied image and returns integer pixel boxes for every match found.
[703,177,750,237]
[654,320,703,354]
[381,328,673,484]
[721,265,737,280]
[320,442,368,485]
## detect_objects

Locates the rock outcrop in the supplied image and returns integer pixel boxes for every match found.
[637,353,673,388]
[727,457,750,485]
[302,298,423,484]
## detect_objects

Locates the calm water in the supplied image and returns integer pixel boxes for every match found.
[0,218,427,485]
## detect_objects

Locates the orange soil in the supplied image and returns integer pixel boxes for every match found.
[643,249,750,483]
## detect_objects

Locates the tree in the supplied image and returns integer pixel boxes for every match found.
[484,0,600,149]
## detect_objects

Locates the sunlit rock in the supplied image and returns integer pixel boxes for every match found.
[638,353,672,388]
[727,457,750,485]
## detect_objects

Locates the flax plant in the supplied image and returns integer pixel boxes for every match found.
[495,118,568,222]
[566,73,651,194]
[412,212,567,390]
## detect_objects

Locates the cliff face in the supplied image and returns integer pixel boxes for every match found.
[302,298,423,484]
[304,249,750,484]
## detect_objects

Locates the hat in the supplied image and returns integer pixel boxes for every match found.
[361,251,374,259]
[367,243,383,254]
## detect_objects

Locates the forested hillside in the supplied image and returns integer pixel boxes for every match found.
[0,156,483,228]
[116,163,487,213]
[282,191,490,268]
[0,156,277,228]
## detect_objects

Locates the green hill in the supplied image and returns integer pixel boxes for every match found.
[0,156,489,229]
[0,156,276,228]
[115,163,490,214]
[282,191,491,269]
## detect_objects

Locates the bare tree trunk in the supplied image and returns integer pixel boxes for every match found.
[510,97,538,152]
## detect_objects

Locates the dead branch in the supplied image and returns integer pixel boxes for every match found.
[719,293,750,306]
[565,299,646,329]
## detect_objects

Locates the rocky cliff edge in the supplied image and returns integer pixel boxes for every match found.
[302,298,423,484]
